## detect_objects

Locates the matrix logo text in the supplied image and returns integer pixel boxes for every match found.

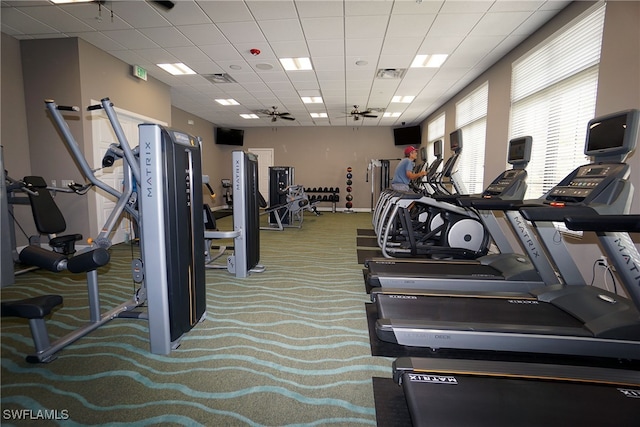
[3,409,69,421]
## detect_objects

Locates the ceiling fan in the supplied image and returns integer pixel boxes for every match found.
[93,1,175,11]
[150,1,175,10]
[347,105,378,121]
[257,106,296,122]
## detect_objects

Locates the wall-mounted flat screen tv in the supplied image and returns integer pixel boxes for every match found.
[215,127,244,146]
[393,125,421,146]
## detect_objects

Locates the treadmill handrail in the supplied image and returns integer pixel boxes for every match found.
[520,205,598,222]
[565,214,640,232]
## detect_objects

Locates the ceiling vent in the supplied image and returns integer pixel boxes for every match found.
[376,68,406,79]
[203,73,237,84]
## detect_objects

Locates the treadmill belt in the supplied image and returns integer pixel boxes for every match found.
[372,377,412,427]
[366,303,640,367]
[358,249,382,264]
[358,228,377,236]
[357,236,379,247]
[376,294,586,331]
[368,260,503,279]
[402,372,640,427]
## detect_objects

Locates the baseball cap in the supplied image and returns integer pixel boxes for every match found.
[404,146,418,156]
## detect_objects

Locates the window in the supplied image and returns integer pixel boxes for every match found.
[510,3,606,199]
[426,113,445,162]
[427,113,445,143]
[455,82,488,194]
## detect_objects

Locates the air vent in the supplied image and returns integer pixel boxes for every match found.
[376,68,406,79]
[203,73,238,84]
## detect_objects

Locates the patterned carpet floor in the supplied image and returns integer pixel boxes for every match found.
[1,211,391,426]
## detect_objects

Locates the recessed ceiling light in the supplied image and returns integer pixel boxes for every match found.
[392,95,415,103]
[355,60,369,66]
[157,63,196,75]
[240,114,260,119]
[301,96,323,104]
[383,112,402,118]
[215,99,240,106]
[229,65,242,70]
[280,57,313,71]
[310,113,328,118]
[411,54,448,68]
[255,63,274,70]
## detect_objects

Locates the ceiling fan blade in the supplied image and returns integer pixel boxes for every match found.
[278,112,291,116]
[149,1,175,11]
[280,116,296,120]
[363,114,378,118]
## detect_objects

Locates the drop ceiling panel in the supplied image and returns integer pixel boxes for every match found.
[138,27,193,47]
[0,0,571,128]
[176,24,228,45]
[103,29,158,50]
[301,17,344,40]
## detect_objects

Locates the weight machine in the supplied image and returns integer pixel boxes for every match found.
[1,98,206,361]
[203,151,265,277]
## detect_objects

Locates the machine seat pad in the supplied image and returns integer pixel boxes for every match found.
[1,295,63,319]
[49,234,83,247]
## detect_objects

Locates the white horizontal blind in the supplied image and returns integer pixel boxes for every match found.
[511,3,605,199]
[455,82,488,194]
[427,113,445,142]
[427,113,445,162]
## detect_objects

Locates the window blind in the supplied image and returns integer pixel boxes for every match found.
[427,113,445,163]
[455,82,488,194]
[427,113,445,143]
[510,3,605,199]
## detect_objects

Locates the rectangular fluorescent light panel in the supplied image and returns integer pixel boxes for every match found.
[280,57,313,71]
[301,96,323,104]
[215,99,240,106]
[310,113,328,118]
[383,112,402,118]
[157,63,196,75]
[411,54,448,68]
[392,96,415,103]
[240,114,260,119]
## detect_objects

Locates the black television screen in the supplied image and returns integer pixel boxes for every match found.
[449,129,463,151]
[216,127,244,146]
[433,139,443,157]
[394,125,421,146]
[507,136,532,164]
[585,110,639,157]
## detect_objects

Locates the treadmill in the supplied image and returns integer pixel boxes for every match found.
[378,214,640,427]
[387,356,640,427]
[373,109,640,360]
[366,136,573,294]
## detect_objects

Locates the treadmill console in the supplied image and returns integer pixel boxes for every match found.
[482,169,527,198]
[546,163,626,203]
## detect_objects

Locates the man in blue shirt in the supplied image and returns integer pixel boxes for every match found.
[391,146,427,191]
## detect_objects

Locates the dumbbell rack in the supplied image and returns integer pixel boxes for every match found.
[305,187,339,213]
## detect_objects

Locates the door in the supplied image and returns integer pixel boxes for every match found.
[90,103,166,244]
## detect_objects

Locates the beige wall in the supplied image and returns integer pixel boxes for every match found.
[595,0,640,212]
[1,33,36,243]
[241,126,403,211]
